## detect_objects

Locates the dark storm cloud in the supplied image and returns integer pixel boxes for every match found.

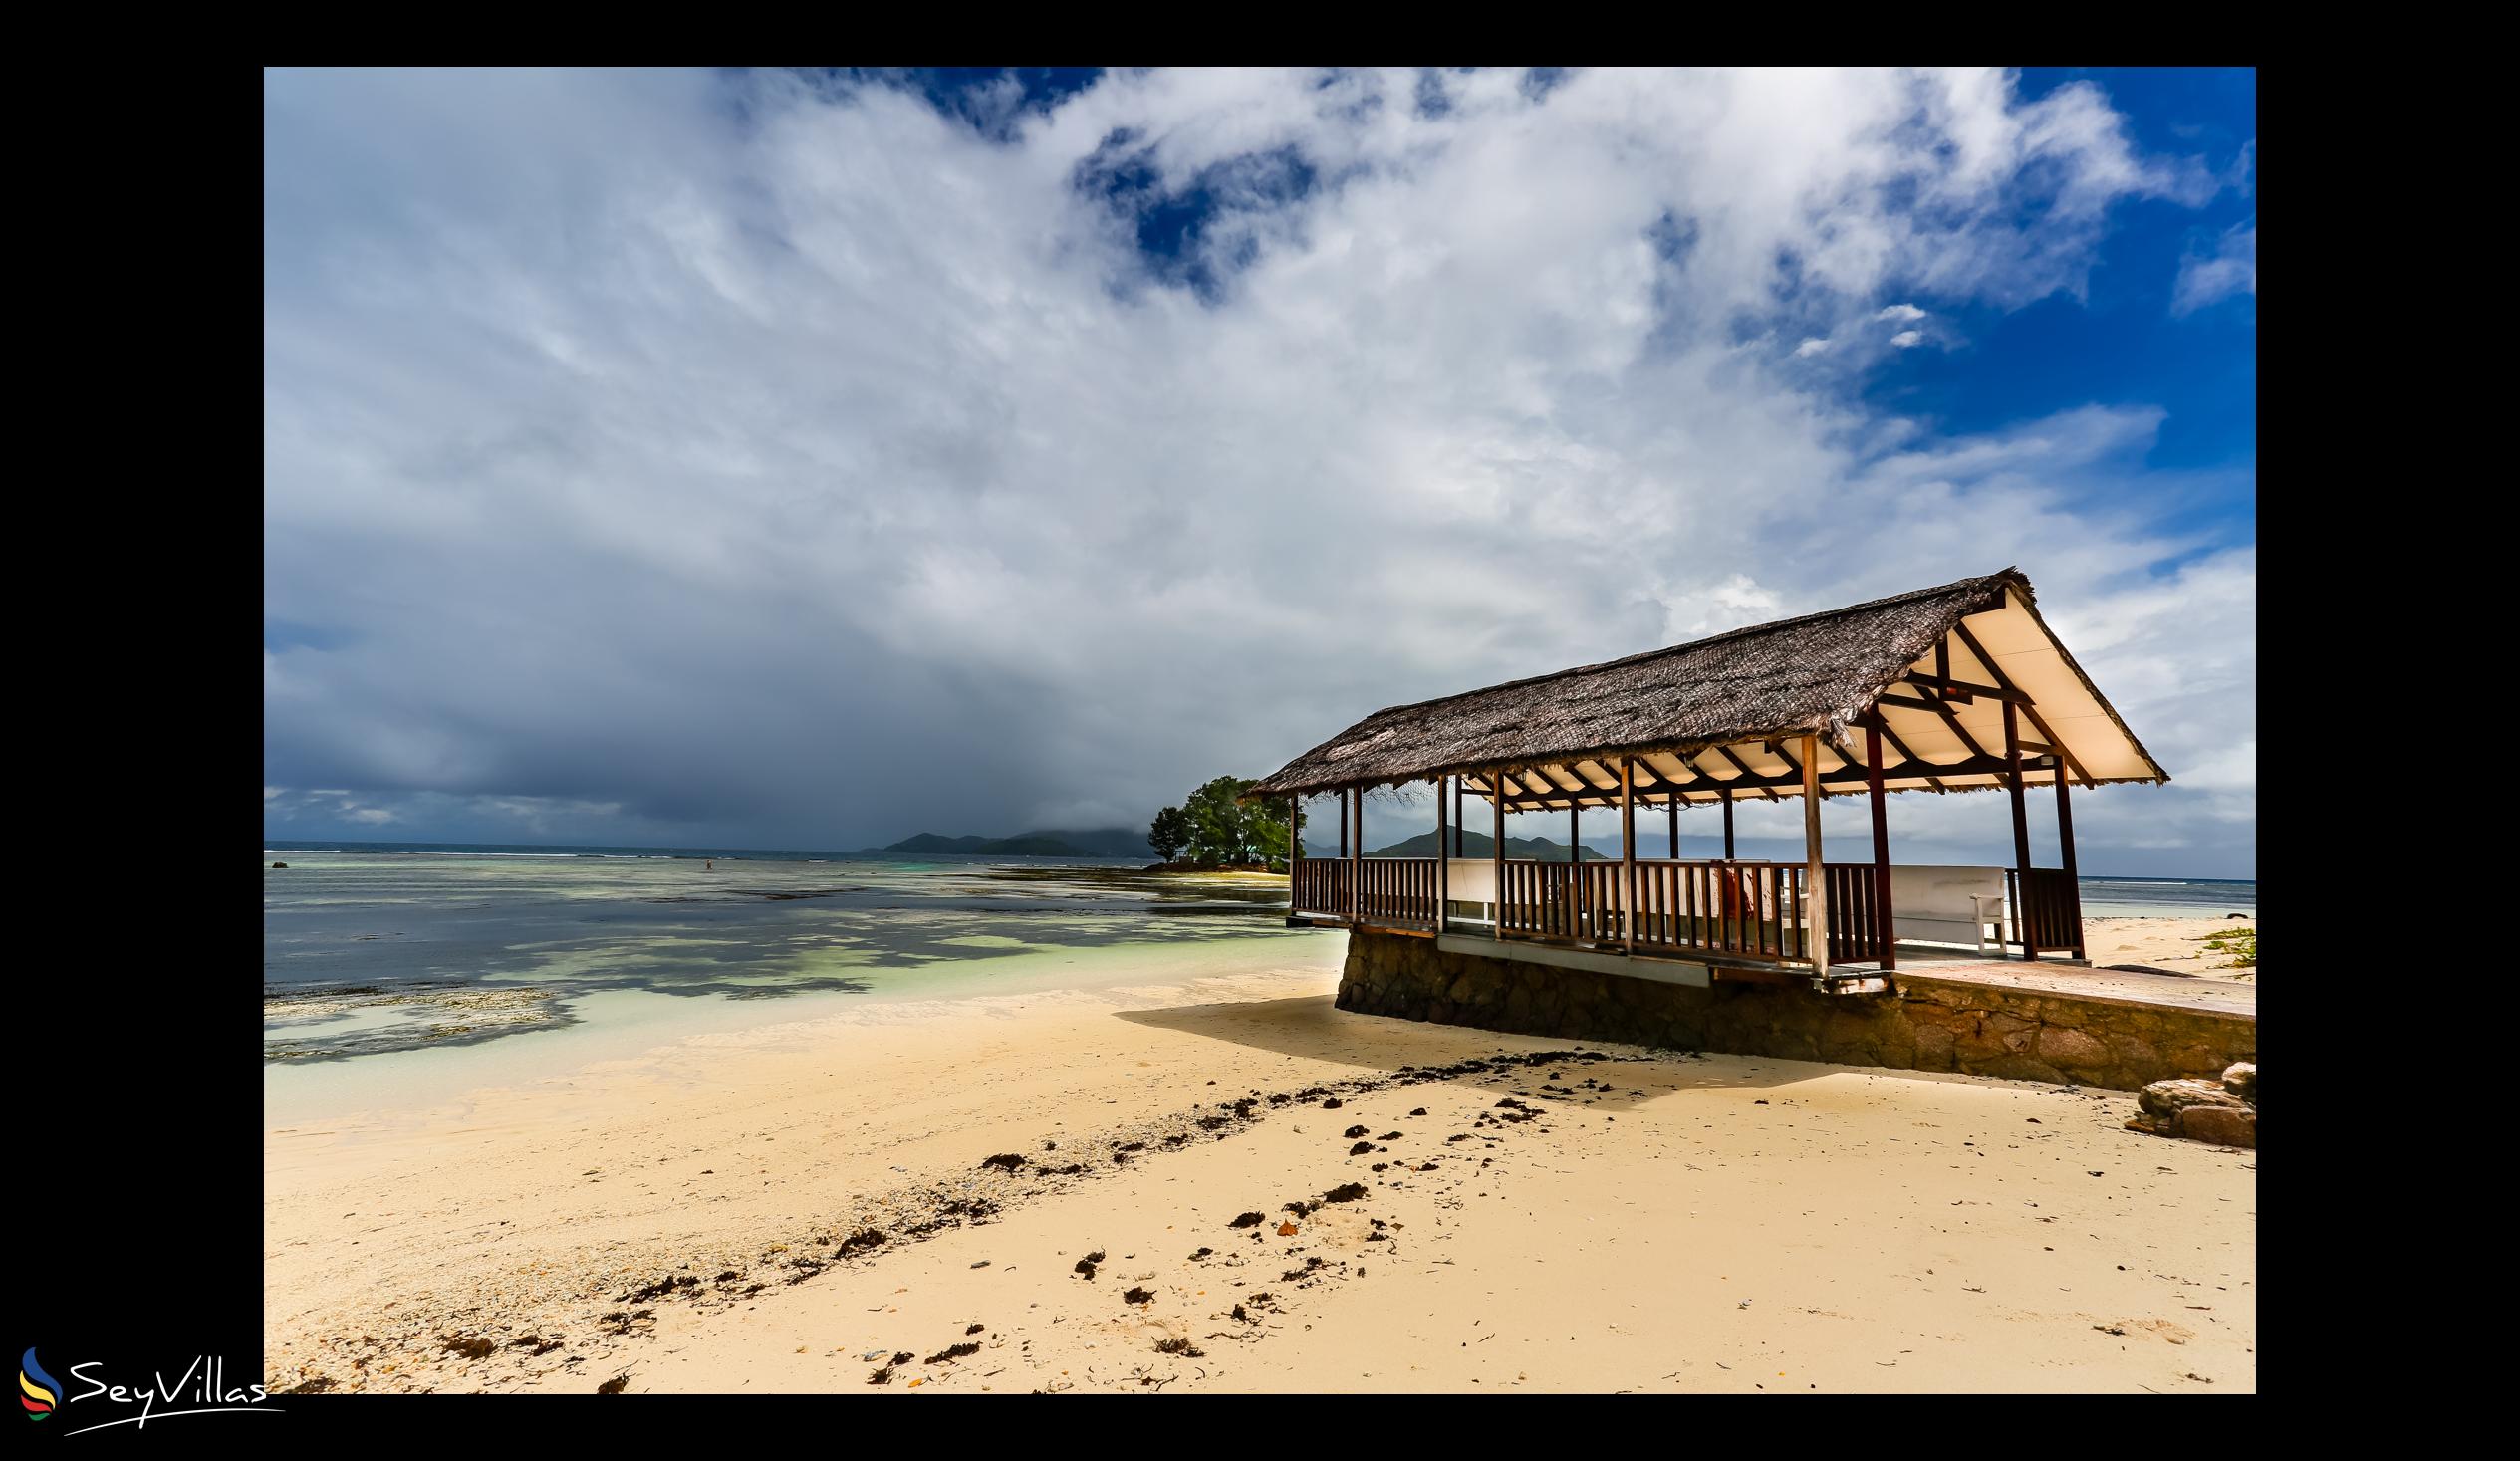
[265,68,2253,871]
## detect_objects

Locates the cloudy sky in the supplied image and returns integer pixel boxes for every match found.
[264,67,2256,875]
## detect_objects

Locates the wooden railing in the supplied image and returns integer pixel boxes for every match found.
[1497,858,1825,963]
[1580,861,1622,938]
[2006,866,2084,955]
[1359,857,1440,927]
[1498,858,1584,938]
[1626,860,1812,962]
[1316,852,1936,967]
[1290,857,1440,929]
[1820,862,1889,965]
[1291,859,1350,915]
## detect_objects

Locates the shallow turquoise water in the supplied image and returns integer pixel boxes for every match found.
[262,852,1309,1064]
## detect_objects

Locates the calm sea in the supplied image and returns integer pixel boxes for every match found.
[2074,876,2256,918]
[263,842,1332,1062]
[263,839,2245,1085]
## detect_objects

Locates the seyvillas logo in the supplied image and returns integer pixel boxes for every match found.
[18,1351,279,1436]
[20,1349,60,1421]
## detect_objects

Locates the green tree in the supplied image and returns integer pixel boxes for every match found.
[1147,805,1190,863]
[1246,795,1295,872]
[1182,776,1252,865]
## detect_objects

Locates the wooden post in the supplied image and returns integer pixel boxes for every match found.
[1721,787,1735,860]
[1350,787,1363,927]
[1435,776,1449,934]
[1620,756,1637,956]
[1667,797,1678,861]
[2054,756,2083,957]
[1338,793,1348,859]
[1867,721,1895,971]
[2004,701,2038,961]
[1491,773,1507,941]
[1568,802,1584,943]
[1453,778,1464,857]
[1290,796,1301,870]
[1802,733,1828,971]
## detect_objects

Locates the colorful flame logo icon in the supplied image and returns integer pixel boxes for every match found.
[20,1348,60,1421]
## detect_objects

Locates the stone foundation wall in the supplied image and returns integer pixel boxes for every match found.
[1336,931,2254,1091]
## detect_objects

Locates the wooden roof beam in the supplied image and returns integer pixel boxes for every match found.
[1860,709,1949,792]
[1896,644,1999,762]
[1903,671,2027,704]
[1950,620,2098,789]
[1712,744,1780,800]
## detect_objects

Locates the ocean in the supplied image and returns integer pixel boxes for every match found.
[262,844,1308,1060]
[262,841,2251,1111]
[2074,876,2256,919]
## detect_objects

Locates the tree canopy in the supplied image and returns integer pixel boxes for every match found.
[1151,775,1298,870]
[1147,805,1190,862]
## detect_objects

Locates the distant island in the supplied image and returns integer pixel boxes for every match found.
[863,828,1155,859]
[1323,829,1609,861]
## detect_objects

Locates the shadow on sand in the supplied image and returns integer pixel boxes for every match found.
[1115,993,1821,1107]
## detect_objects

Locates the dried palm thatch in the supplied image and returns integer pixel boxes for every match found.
[1243,568,2166,803]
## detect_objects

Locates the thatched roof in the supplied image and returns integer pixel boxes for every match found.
[1244,569,2167,806]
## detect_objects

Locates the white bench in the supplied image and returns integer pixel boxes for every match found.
[1886,865,2009,951]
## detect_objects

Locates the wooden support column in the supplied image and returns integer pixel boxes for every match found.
[1802,733,1828,970]
[1620,756,1637,955]
[1349,787,1363,927]
[1453,778,1464,857]
[2004,702,2038,961]
[1290,796,1301,869]
[1667,797,1678,860]
[1721,788,1736,859]
[1568,803,1585,944]
[1491,773,1507,941]
[1338,793,1348,859]
[1866,721,1894,971]
[1434,776,1449,933]
[2054,758,2083,957]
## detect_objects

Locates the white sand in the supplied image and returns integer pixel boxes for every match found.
[265,938,2254,1394]
[2080,916,2257,980]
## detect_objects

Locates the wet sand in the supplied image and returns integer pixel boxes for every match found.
[265,937,2253,1394]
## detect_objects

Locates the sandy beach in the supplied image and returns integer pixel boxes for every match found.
[2082,916,2256,981]
[265,916,2254,1395]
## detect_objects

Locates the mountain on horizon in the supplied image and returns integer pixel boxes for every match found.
[867,827,1155,859]
[1307,829,1612,861]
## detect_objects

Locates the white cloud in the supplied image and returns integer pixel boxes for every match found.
[2173,219,2255,315]
[263,67,2253,873]
[1889,330,1923,348]
[1877,303,1926,323]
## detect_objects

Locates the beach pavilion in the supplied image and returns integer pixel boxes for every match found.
[1245,569,2167,987]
